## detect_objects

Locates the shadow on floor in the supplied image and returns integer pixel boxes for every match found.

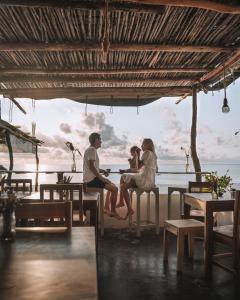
[97,228,240,300]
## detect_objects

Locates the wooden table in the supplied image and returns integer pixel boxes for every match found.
[184,192,234,275]
[0,227,98,300]
[0,191,100,227]
[24,192,99,226]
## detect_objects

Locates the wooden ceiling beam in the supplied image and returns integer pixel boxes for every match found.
[0,77,195,85]
[0,42,234,53]
[0,1,165,13]
[0,67,210,75]
[127,1,240,14]
[1,86,192,98]
[8,97,26,114]
[1,0,240,14]
[199,50,240,83]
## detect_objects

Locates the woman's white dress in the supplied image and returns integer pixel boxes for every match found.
[123,150,157,189]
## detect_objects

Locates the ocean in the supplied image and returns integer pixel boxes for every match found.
[2,160,239,194]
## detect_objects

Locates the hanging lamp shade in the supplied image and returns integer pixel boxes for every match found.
[222,97,230,113]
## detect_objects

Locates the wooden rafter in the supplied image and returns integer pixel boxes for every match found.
[1,86,192,98]
[128,0,240,14]
[0,42,235,53]
[8,97,26,114]
[0,67,210,75]
[0,1,165,14]
[1,0,240,14]
[199,50,240,84]
[0,77,195,85]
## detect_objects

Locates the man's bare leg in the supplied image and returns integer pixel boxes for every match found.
[104,191,112,216]
[104,183,123,219]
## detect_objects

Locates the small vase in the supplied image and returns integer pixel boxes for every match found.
[211,190,218,199]
[1,209,16,242]
[71,162,76,172]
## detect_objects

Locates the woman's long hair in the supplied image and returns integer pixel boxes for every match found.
[143,138,157,160]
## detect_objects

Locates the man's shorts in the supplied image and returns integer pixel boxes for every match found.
[86,177,106,189]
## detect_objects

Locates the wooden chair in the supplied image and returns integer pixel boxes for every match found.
[211,190,240,274]
[2,178,32,193]
[163,219,204,272]
[15,201,72,232]
[40,184,85,225]
[188,181,213,221]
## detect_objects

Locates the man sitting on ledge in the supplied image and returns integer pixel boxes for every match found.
[83,132,122,219]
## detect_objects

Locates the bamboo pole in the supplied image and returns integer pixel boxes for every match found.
[126,0,240,14]
[0,1,165,13]
[0,42,234,52]
[0,67,210,75]
[191,86,201,182]
[0,77,195,85]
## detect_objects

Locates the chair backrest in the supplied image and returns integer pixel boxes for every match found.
[40,184,83,224]
[233,190,240,257]
[15,201,72,230]
[2,178,32,193]
[188,181,213,193]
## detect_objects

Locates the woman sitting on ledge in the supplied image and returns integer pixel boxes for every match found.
[119,138,158,219]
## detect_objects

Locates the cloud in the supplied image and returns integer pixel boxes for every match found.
[83,114,95,128]
[217,136,224,145]
[76,129,87,138]
[60,123,72,134]
[81,112,129,154]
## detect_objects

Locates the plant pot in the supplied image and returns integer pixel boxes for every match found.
[1,209,16,242]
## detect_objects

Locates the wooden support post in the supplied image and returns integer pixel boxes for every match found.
[5,131,13,184]
[35,144,39,191]
[191,86,201,182]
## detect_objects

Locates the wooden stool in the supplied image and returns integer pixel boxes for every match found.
[129,187,159,237]
[83,183,104,237]
[167,186,187,219]
[163,219,204,272]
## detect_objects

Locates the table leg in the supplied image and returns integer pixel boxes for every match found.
[136,193,141,237]
[99,190,104,237]
[183,202,191,219]
[167,188,172,219]
[155,192,160,235]
[204,202,214,277]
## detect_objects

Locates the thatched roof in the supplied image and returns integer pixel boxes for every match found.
[0,0,239,106]
[0,119,43,145]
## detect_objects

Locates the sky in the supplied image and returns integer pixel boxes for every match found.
[0,79,240,165]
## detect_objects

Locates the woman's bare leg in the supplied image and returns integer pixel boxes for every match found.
[120,181,135,218]
[116,176,125,208]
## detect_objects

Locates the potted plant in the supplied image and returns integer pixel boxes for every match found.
[65,142,82,172]
[0,187,19,241]
[204,171,232,198]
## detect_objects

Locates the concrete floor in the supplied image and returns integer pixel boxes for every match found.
[97,228,239,300]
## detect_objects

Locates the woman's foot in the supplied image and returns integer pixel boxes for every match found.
[104,209,112,216]
[116,202,125,208]
[124,209,134,220]
[110,212,124,220]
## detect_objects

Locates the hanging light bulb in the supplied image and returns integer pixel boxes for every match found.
[222,67,230,113]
